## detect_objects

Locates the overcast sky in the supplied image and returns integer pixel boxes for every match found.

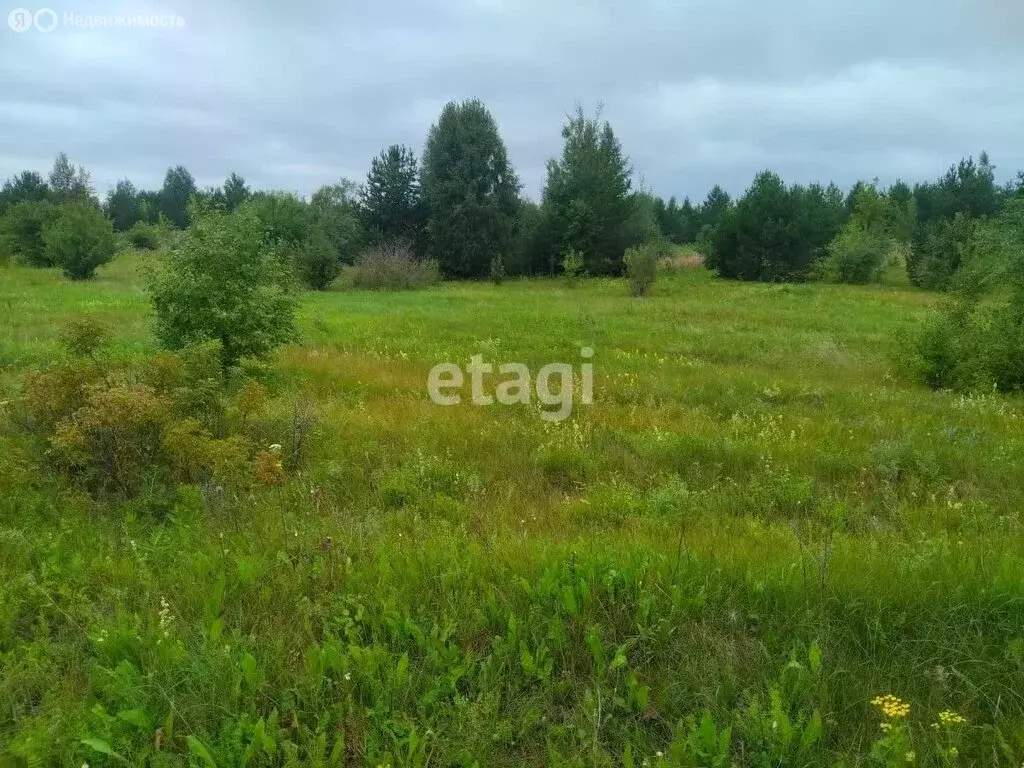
[2,0,1022,203]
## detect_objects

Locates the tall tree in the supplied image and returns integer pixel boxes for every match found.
[159,165,197,228]
[104,180,141,231]
[48,152,93,203]
[361,144,422,246]
[700,185,732,232]
[421,99,520,278]
[541,106,633,275]
[706,171,834,282]
[311,179,364,263]
[223,172,250,213]
[0,171,49,217]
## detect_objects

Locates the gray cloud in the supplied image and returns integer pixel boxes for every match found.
[2,0,1022,203]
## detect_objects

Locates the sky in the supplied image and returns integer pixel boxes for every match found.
[2,0,1023,203]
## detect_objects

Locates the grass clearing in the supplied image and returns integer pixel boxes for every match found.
[2,253,1023,766]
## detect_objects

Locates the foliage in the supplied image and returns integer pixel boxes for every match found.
[908,213,977,291]
[349,239,440,290]
[158,165,197,228]
[422,99,520,278]
[149,206,297,367]
[104,179,142,231]
[222,172,251,213]
[0,170,50,217]
[818,222,887,284]
[705,171,844,282]
[362,144,423,247]
[654,195,700,244]
[126,218,170,251]
[913,198,1024,391]
[309,180,364,264]
[244,191,312,248]
[817,185,894,284]
[3,256,1024,766]
[541,106,634,275]
[700,185,732,232]
[624,241,661,296]
[0,199,58,266]
[17,323,290,497]
[48,152,94,204]
[489,254,506,285]
[292,226,341,290]
[42,202,117,279]
[562,248,585,285]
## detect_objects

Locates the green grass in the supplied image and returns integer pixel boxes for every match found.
[2,253,1024,766]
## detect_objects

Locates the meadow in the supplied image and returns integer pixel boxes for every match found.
[2,253,1023,767]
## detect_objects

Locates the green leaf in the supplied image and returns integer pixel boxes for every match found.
[799,710,823,753]
[809,639,822,675]
[187,735,219,767]
[623,742,634,768]
[117,708,152,730]
[81,738,128,763]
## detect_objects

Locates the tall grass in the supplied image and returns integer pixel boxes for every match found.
[1,253,1023,766]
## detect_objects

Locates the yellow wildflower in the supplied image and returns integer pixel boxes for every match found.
[871,694,911,719]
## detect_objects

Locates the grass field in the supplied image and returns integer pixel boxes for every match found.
[2,253,1024,766]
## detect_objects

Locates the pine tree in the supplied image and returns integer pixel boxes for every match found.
[540,107,633,275]
[362,144,422,247]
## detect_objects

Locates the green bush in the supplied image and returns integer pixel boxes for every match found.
[624,241,660,297]
[562,248,585,285]
[0,199,58,266]
[149,206,298,368]
[42,203,116,279]
[350,240,440,290]
[907,213,975,290]
[913,199,1024,391]
[817,224,887,284]
[293,226,341,290]
[17,322,299,497]
[126,219,170,250]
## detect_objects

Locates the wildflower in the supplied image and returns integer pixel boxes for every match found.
[937,710,967,726]
[655,752,664,759]
[344,672,351,681]
[158,597,175,639]
[269,443,282,453]
[948,747,959,758]
[905,751,915,762]
[872,694,911,719]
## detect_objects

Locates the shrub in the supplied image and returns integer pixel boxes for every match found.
[42,202,117,279]
[149,206,298,368]
[489,254,506,285]
[350,240,440,290]
[912,198,1024,391]
[817,223,887,284]
[17,322,299,497]
[562,248,585,285]
[907,213,975,291]
[244,191,312,248]
[293,226,341,290]
[126,219,171,251]
[0,199,58,266]
[624,241,660,297]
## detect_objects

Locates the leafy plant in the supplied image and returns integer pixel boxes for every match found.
[42,202,117,279]
[149,205,297,368]
[624,241,660,296]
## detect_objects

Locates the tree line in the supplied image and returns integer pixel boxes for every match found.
[2,99,1023,290]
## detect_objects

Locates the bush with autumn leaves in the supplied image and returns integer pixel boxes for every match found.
[16,317,306,498]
